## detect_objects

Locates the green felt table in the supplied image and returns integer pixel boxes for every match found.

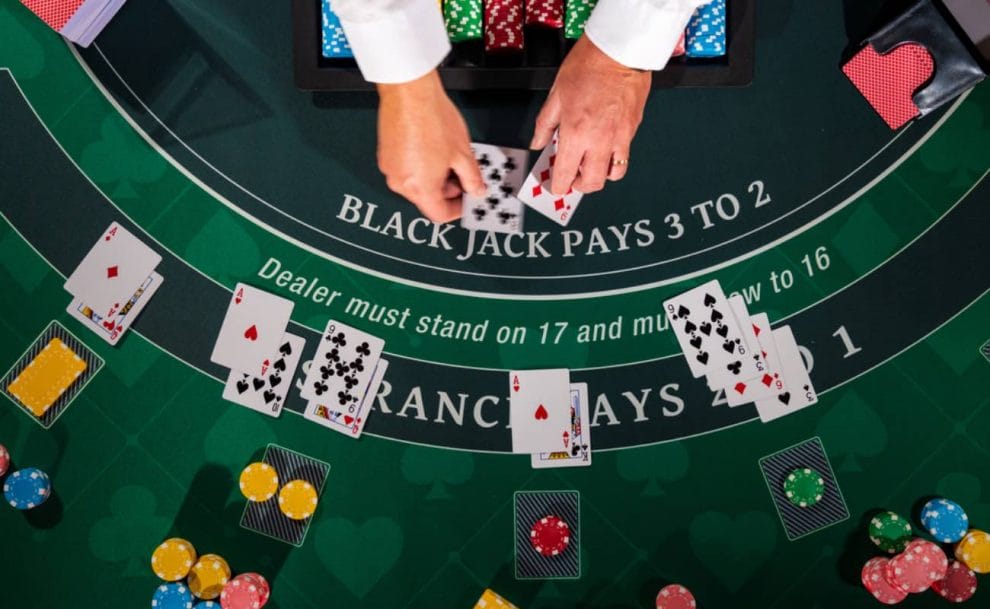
[1,1,989,608]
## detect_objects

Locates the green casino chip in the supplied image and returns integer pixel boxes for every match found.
[869,510,913,554]
[564,0,598,39]
[444,0,483,42]
[782,467,825,508]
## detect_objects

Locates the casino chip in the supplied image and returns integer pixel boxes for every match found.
[188,554,231,600]
[861,557,908,605]
[885,539,948,593]
[0,443,10,477]
[152,583,194,609]
[278,479,318,520]
[783,467,825,507]
[220,574,268,609]
[151,538,198,581]
[869,511,913,554]
[3,467,51,510]
[955,529,990,574]
[529,515,570,557]
[932,560,977,603]
[239,463,279,503]
[655,584,696,609]
[920,498,969,543]
[193,603,220,609]
[238,573,270,607]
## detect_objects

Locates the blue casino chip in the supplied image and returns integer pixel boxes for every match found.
[151,583,194,609]
[193,602,220,609]
[322,0,353,59]
[3,467,51,510]
[685,0,726,58]
[920,498,969,543]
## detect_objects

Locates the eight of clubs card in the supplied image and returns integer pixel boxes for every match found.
[63,222,162,316]
[299,319,385,404]
[222,333,305,418]
[509,368,571,454]
[532,383,591,469]
[460,143,528,234]
[66,271,162,345]
[517,132,584,226]
[211,283,295,374]
[754,325,818,422]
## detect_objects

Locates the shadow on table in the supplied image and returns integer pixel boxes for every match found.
[18,422,69,529]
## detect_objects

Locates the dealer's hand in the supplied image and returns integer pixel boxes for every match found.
[531,35,652,195]
[377,70,485,223]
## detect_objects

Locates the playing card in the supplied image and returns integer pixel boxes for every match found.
[509,368,571,454]
[531,383,591,469]
[460,143,528,234]
[725,313,784,406]
[708,294,767,390]
[516,132,584,226]
[63,222,162,317]
[754,326,818,423]
[304,358,389,438]
[222,333,305,418]
[210,283,295,374]
[663,279,763,387]
[299,320,385,406]
[66,271,162,345]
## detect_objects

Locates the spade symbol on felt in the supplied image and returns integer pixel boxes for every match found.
[244,325,258,341]
[703,293,716,307]
[699,322,712,336]
[534,404,549,420]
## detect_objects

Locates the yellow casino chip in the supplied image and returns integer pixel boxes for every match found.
[278,479,318,520]
[7,338,86,417]
[188,553,231,599]
[239,462,279,502]
[151,538,197,581]
[475,588,520,609]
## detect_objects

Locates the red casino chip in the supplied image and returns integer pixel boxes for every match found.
[932,560,977,603]
[885,539,948,594]
[655,584,696,609]
[525,0,563,28]
[529,515,570,557]
[861,557,908,605]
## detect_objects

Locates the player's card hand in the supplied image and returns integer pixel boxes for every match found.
[376,70,485,223]
[531,35,651,193]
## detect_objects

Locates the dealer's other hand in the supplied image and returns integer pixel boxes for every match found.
[377,70,485,223]
[531,34,652,195]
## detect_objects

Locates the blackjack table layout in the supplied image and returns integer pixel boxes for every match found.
[1,1,990,608]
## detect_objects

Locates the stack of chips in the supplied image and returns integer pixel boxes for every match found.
[685,0,726,58]
[445,0,483,42]
[484,0,524,51]
[0,444,10,478]
[525,0,563,28]
[3,467,51,510]
[188,554,232,601]
[321,0,353,58]
[152,583,194,609]
[151,539,269,608]
[220,573,270,609]
[564,0,597,39]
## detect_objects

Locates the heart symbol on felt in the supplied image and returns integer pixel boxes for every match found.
[690,511,777,591]
[315,518,404,599]
[243,325,258,341]
[534,404,549,420]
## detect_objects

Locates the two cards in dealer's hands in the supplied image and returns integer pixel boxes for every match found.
[209,284,386,438]
[663,279,818,423]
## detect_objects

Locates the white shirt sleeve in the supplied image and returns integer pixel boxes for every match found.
[584,0,709,71]
[333,0,451,84]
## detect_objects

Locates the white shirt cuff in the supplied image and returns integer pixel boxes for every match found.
[337,0,451,84]
[585,0,707,71]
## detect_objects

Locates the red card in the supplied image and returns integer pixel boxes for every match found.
[20,0,86,31]
[842,42,935,130]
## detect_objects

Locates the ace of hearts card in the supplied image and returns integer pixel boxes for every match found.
[210,283,295,374]
[509,368,571,454]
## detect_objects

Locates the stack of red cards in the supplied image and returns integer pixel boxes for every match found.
[663,279,819,423]
[211,283,302,420]
[64,222,163,346]
[19,0,128,47]
[485,0,524,51]
[300,319,389,439]
[509,369,592,469]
